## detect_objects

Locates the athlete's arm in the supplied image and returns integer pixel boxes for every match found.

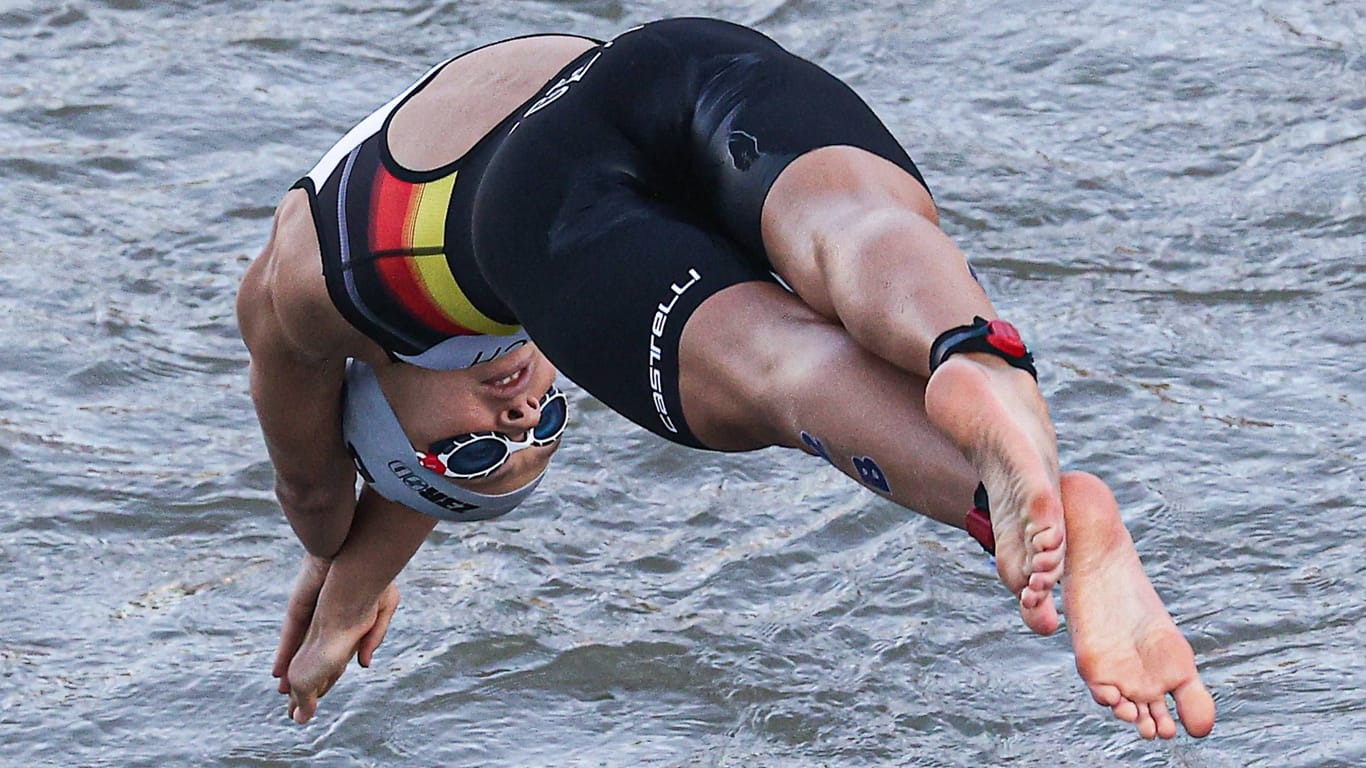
[237,198,359,559]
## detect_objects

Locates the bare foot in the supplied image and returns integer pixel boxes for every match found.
[1061,471,1216,740]
[925,354,1065,634]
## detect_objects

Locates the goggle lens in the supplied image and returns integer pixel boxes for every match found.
[441,436,508,476]
[533,389,568,442]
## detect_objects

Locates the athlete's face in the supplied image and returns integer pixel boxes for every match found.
[377,343,564,495]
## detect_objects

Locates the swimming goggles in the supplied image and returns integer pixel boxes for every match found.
[415,385,568,480]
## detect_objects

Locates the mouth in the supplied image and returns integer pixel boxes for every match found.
[481,359,533,393]
[475,343,550,397]
[490,367,525,387]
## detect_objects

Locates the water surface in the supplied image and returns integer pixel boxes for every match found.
[1,1,1362,766]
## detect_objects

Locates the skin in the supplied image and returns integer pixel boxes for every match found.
[238,34,1215,738]
[1060,472,1215,739]
[691,146,1066,633]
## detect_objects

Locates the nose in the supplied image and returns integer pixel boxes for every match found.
[497,393,543,437]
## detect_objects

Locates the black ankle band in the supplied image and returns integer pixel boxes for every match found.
[929,316,1037,380]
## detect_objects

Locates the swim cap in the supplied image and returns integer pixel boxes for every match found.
[341,359,543,521]
[392,329,532,371]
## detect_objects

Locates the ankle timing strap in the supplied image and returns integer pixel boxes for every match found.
[929,316,1037,380]
[965,482,995,554]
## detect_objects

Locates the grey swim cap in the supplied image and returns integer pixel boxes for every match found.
[392,329,532,371]
[342,360,543,521]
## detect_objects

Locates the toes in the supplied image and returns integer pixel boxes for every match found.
[1150,700,1178,740]
[1134,703,1157,739]
[1019,589,1059,635]
[1173,677,1217,737]
[1088,683,1120,708]
[1111,698,1139,724]
[1029,524,1064,553]
[1029,549,1064,581]
[1026,568,1059,595]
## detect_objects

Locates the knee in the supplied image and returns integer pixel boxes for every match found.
[812,206,961,352]
[816,204,940,272]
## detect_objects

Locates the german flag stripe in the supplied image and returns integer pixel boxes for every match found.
[406,173,520,335]
[369,170,470,335]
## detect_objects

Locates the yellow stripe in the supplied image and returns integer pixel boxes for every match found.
[409,172,521,336]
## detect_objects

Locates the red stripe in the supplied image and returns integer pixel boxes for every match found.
[369,170,470,335]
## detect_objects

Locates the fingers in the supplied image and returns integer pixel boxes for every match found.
[284,648,346,725]
[288,689,319,725]
[357,589,400,668]
[273,557,331,686]
[273,611,310,690]
[279,582,400,724]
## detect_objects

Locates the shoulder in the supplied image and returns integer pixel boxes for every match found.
[237,189,381,364]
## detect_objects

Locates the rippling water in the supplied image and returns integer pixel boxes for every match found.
[1,1,1362,766]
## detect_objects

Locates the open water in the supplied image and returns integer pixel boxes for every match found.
[1,1,1362,766]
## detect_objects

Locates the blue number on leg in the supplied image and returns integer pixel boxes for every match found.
[852,455,891,493]
[800,431,835,466]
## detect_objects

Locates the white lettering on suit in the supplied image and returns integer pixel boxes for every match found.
[647,268,702,433]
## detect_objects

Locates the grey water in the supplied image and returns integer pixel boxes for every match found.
[1,1,1361,766]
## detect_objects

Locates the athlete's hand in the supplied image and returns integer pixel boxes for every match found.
[282,579,401,724]
[272,553,331,694]
[272,490,433,723]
